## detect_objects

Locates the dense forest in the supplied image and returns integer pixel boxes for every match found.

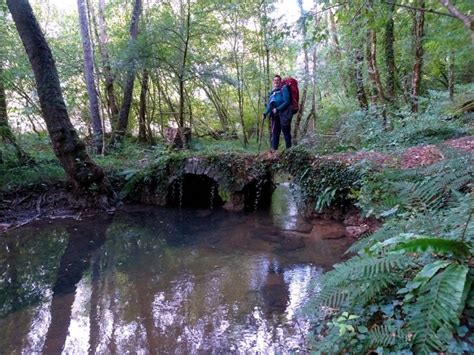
[0,0,473,353]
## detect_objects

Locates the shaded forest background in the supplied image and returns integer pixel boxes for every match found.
[1,0,472,156]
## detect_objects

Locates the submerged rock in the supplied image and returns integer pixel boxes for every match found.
[278,235,306,251]
[309,220,347,240]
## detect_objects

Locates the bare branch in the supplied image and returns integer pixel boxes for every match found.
[385,1,456,18]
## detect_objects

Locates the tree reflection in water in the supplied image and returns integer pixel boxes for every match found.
[1,200,351,353]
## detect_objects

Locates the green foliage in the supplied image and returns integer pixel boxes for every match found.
[0,134,64,191]
[278,146,362,212]
[356,152,473,218]
[408,263,469,354]
[310,152,474,353]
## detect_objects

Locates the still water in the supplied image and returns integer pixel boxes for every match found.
[0,184,351,354]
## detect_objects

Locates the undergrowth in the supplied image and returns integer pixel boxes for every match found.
[327,85,473,153]
[278,146,362,213]
[307,152,474,354]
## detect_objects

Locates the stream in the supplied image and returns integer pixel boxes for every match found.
[0,183,352,354]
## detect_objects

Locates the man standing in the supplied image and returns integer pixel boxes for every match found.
[263,75,293,151]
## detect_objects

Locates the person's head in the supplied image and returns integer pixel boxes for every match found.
[273,75,282,90]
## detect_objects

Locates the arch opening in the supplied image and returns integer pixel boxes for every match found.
[241,178,275,211]
[167,174,224,209]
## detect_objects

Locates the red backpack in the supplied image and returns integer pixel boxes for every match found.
[282,77,299,114]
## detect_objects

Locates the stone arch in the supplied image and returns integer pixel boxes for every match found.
[167,174,224,209]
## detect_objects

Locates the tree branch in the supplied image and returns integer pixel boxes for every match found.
[385,1,456,18]
[439,0,474,27]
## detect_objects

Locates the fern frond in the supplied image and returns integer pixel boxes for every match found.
[315,286,349,308]
[392,237,470,258]
[408,263,468,354]
[368,324,407,348]
[322,255,407,287]
[391,155,473,213]
[347,224,403,253]
[316,255,408,307]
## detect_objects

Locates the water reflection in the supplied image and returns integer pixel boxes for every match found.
[271,183,312,232]
[0,186,352,353]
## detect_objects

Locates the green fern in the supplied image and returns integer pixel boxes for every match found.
[312,153,473,353]
[316,255,409,307]
[347,224,403,253]
[368,323,407,348]
[392,237,470,258]
[408,263,469,354]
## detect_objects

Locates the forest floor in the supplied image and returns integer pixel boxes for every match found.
[1,134,472,233]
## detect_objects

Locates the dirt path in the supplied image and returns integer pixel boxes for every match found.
[333,135,473,169]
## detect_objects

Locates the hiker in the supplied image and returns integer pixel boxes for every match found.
[263,75,293,151]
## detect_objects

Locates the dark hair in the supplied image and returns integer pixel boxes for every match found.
[273,75,282,80]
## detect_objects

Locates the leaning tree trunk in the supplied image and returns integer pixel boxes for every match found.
[77,0,103,154]
[113,0,142,144]
[7,0,111,195]
[411,1,425,113]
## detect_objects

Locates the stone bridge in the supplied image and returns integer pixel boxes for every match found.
[124,148,363,213]
[131,134,474,213]
[130,153,278,212]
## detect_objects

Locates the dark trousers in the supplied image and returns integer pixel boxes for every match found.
[271,114,292,150]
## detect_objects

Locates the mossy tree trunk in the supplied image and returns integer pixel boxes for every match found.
[7,0,112,196]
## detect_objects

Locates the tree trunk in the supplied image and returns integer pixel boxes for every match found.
[366,30,385,106]
[202,82,229,133]
[7,0,111,195]
[113,0,142,144]
[261,0,271,94]
[138,68,149,142]
[96,0,119,131]
[366,16,387,127]
[448,52,454,101]
[77,0,103,154]
[177,0,191,131]
[0,66,32,164]
[293,0,309,143]
[303,43,318,136]
[354,45,369,110]
[384,1,396,102]
[411,1,425,113]
[327,9,350,97]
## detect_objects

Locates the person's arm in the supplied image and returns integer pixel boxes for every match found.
[263,91,273,116]
[276,85,290,112]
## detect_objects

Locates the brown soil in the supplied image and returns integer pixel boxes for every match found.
[0,184,115,233]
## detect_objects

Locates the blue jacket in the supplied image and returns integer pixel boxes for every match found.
[263,85,293,126]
